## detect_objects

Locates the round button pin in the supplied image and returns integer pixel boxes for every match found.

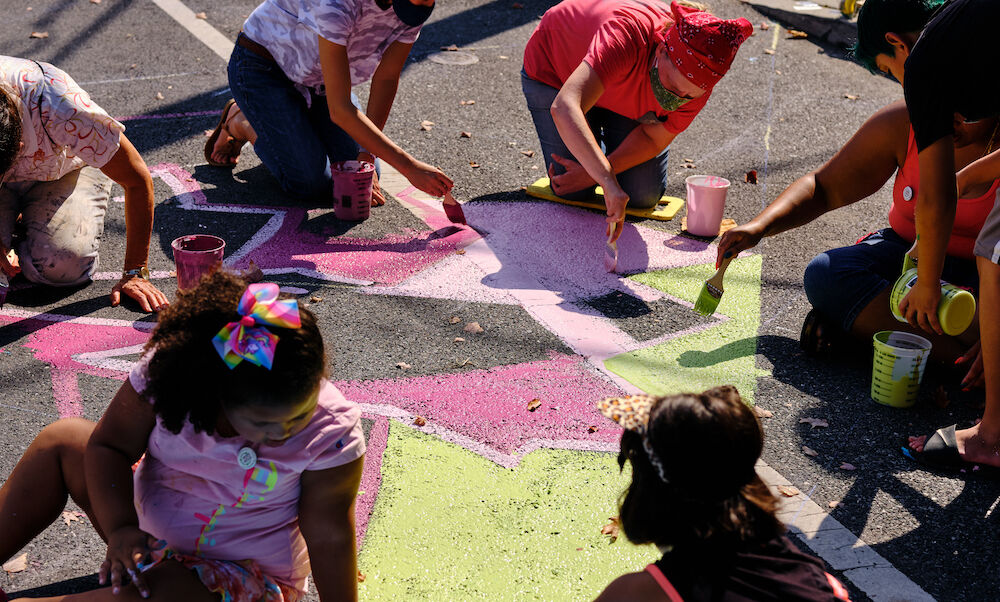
[237,446,257,469]
[902,186,913,201]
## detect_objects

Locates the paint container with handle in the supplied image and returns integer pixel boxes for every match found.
[332,160,375,221]
[171,234,225,291]
[685,175,730,237]
[871,331,932,408]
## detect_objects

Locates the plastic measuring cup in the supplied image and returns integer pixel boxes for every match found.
[332,160,375,221]
[870,330,932,408]
[685,175,730,237]
[889,268,977,336]
[171,234,225,291]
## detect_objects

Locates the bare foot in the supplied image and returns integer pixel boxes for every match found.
[210,106,250,166]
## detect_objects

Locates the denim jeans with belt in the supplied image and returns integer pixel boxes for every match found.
[521,71,670,209]
[228,42,368,201]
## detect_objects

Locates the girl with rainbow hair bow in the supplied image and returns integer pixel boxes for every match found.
[0,271,365,602]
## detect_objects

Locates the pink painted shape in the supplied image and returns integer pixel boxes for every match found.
[356,416,389,546]
[3,316,150,417]
[149,164,481,286]
[336,352,623,458]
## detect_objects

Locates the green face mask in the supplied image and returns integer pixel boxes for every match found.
[649,57,691,113]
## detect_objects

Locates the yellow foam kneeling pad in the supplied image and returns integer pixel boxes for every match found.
[525,177,684,221]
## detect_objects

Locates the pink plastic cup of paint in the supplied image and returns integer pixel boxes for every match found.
[171,234,225,291]
[685,175,730,237]
[332,161,375,221]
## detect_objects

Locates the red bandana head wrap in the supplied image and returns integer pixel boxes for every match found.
[662,1,753,90]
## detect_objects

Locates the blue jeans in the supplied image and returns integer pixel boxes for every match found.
[228,43,368,201]
[803,228,979,332]
[521,72,669,209]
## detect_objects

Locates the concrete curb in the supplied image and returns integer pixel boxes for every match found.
[741,0,858,47]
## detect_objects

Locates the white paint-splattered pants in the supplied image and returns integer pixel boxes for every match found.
[0,166,110,286]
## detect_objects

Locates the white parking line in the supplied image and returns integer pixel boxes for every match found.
[151,2,935,600]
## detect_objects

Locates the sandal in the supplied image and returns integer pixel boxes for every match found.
[799,308,840,356]
[204,99,244,168]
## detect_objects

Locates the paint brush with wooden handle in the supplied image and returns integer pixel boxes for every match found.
[442,191,467,225]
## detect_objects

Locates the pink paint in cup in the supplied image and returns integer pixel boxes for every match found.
[332,160,375,221]
[685,175,730,237]
[171,234,225,291]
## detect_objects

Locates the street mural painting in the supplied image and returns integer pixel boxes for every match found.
[0,166,765,599]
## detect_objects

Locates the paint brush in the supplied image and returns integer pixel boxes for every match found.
[442,191,467,225]
[605,222,618,273]
[693,256,733,316]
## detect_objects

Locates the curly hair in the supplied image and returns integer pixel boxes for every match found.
[142,271,326,435]
[616,386,783,553]
[852,0,945,74]
[0,87,22,178]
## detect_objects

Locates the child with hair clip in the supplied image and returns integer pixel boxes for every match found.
[594,386,851,601]
[0,271,365,602]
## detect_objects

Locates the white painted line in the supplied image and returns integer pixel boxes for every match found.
[150,0,234,62]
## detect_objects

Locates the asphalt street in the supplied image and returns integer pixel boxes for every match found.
[1,1,997,600]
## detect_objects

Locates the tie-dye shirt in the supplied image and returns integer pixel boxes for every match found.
[242,0,422,90]
[0,56,124,183]
[128,355,366,597]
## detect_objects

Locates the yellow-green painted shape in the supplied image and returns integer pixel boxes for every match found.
[606,256,769,403]
[359,422,657,600]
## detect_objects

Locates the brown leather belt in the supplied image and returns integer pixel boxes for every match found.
[237,32,275,63]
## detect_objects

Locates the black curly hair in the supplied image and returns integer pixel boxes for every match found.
[616,385,783,553]
[0,87,22,178]
[142,270,326,435]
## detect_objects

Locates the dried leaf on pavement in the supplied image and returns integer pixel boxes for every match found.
[396,361,411,370]
[463,321,484,334]
[30,31,49,39]
[413,416,427,427]
[600,517,620,543]
[802,446,819,457]
[777,485,800,497]
[3,553,27,573]
[527,398,541,412]
[753,406,773,419]
[839,462,857,471]
[799,417,829,429]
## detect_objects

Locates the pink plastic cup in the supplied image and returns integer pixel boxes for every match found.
[685,175,730,237]
[332,161,375,221]
[171,234,225,291]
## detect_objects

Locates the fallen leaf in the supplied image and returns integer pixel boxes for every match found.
[828,500,840,508]
[61,510,84,526]
[799,417,829,429]
[310,296,323,303]
[441,44,459,51]
[839,462,856,471]
[744,169,758,184]
[932,385,950,409]
[460,99,476,105]
[520,150,535,157]
[419,120,434,131]
[587,425,599,433]
[843,93,859,100]
[460,131,472,138]
[455,248,466,255]
[29,31,49,39]
[469,161,481,168]
[463,321,484,334]
[413,416,427,427]
[453,337,465,343]
[357,570,366,583]
[600,517,620,543]
[753,406,773,419]
[802,446,819,457]
[777,485,800,497]
[763,48,775,55]
[155,92,165,100]
[449,316,462,324]
[787,29,808,39]
[396,362,411,370]
[195,11,207,19]
[3,553,27,573]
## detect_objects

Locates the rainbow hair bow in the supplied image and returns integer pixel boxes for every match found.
[212,283,302,370]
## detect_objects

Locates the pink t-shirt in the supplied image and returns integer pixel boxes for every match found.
[522,0,709,134]
[129,356,366,596]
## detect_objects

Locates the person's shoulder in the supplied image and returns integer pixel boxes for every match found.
[594,570,669,602]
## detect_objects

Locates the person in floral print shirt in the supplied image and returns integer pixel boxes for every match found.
[0,55,167,312]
